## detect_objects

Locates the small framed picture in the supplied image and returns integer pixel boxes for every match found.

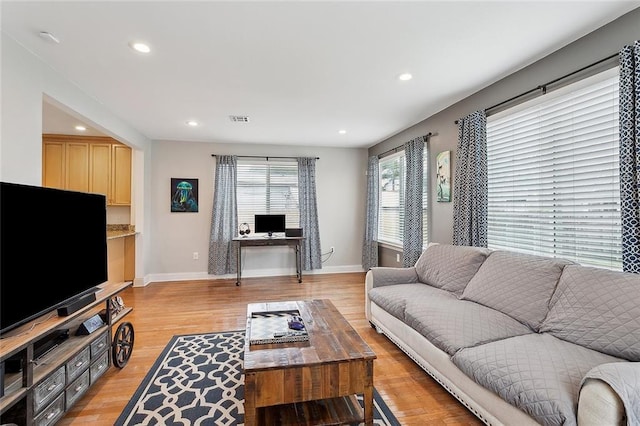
[171,178,199,212]
[436,151,451,202]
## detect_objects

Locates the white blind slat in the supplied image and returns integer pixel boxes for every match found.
[378,150,429,248]
[487,66,621,270]
[237,160,299,233]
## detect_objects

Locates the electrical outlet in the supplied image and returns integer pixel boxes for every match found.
[330,246,335,253]
[193,252,199,260]
[396,253,400,262]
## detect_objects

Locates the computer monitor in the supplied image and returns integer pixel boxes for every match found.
[254,214,286,237]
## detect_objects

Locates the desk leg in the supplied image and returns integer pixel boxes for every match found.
[236,243,241,286]
[296,243,302,283]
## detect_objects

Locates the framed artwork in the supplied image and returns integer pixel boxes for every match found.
[436,151,451,202]
[171,178,199,212]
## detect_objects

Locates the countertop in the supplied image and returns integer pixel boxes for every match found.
[107,225,136,240]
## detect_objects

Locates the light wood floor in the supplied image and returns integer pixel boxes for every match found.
[60,273,483,425]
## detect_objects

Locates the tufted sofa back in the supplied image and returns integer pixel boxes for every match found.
[414,244,491,295]
[540,264,640,361]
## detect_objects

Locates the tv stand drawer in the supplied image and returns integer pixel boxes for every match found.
[90,332,109,357]
[66,347,91,383]
[33,366,65,414]
[66,369,90,409]
[34,393,64,426]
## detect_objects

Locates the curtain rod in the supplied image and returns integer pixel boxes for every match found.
[211,154,319,160]
[377,133,432,159]
[454,52,619,124]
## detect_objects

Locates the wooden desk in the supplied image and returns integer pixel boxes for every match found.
[233,236,304,285]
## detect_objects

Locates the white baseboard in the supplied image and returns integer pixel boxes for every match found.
[136,264,364,287]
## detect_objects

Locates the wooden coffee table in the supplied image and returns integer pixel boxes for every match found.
[243,299,376,425]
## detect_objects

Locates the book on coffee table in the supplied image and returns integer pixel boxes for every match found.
[248,309,309,345]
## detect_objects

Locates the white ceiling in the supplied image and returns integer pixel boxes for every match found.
[3,1,639,148]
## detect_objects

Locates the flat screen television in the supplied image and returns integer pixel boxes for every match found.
[254,214,286,237]
[0,182,108,335]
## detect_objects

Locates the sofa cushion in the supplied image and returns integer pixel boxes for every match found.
[461,251,571,331]
[404,298,532,356]
[414,244,491,295]
[452,333,624,426]
[540,264,640,361]
[368,283,456,322]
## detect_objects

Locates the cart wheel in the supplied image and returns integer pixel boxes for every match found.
[112,322,134,368]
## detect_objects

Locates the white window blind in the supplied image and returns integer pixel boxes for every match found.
[236,160,299,232]
[486,66,621,270]
[378,150,429,247]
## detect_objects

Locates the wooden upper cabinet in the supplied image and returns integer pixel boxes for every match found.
[42,141,66,189]
[43,135,132,206]
[65,142,90,192]
[89,143,112,199]
[111,144,132,205]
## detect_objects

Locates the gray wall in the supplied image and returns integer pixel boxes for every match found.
[369,7,640,266]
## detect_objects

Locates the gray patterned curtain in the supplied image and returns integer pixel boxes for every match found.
[453,110,488,247]
[619,40,640,273]
[297,157,322,270]
[403,136,426,267]
[362,156,379,270]
[208,155,238,275]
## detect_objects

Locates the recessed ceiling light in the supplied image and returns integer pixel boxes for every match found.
[398,73,413,81]
[75,125,86,131]
[338,130,347,135]
[129,41,151,53]
[186,120,199,127]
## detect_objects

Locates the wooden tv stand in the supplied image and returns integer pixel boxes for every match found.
[0,281,133,425]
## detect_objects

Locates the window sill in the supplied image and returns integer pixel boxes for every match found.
[377,241,402,251]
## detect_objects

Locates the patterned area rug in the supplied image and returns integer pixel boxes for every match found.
[116,331,400,425]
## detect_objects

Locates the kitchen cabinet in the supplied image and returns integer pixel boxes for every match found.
[42,135,131,205]
[111,144,132,205]
[42,141,65,189]
[107,232,136,284]
[89,143,112,199]
[65,142,90,192]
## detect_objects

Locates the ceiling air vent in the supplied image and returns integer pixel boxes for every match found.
[229,115,250,123]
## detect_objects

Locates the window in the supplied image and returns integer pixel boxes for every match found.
[237,160,299,231]
[378,150,429,247]
[486,67,621,270]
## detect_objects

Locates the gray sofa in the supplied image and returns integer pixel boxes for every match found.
[365,244,640,426]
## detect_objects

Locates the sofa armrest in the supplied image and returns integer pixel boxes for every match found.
[578,362,640,426]
[366,266,419,289]
[365,267,418,321]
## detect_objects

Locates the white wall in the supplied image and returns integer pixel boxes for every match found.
[147,140,367,282]
[1,33,153,284]
[1,34,45,185]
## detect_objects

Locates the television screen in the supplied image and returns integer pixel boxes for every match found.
[254,214,286,236]
[0,182,108,334]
